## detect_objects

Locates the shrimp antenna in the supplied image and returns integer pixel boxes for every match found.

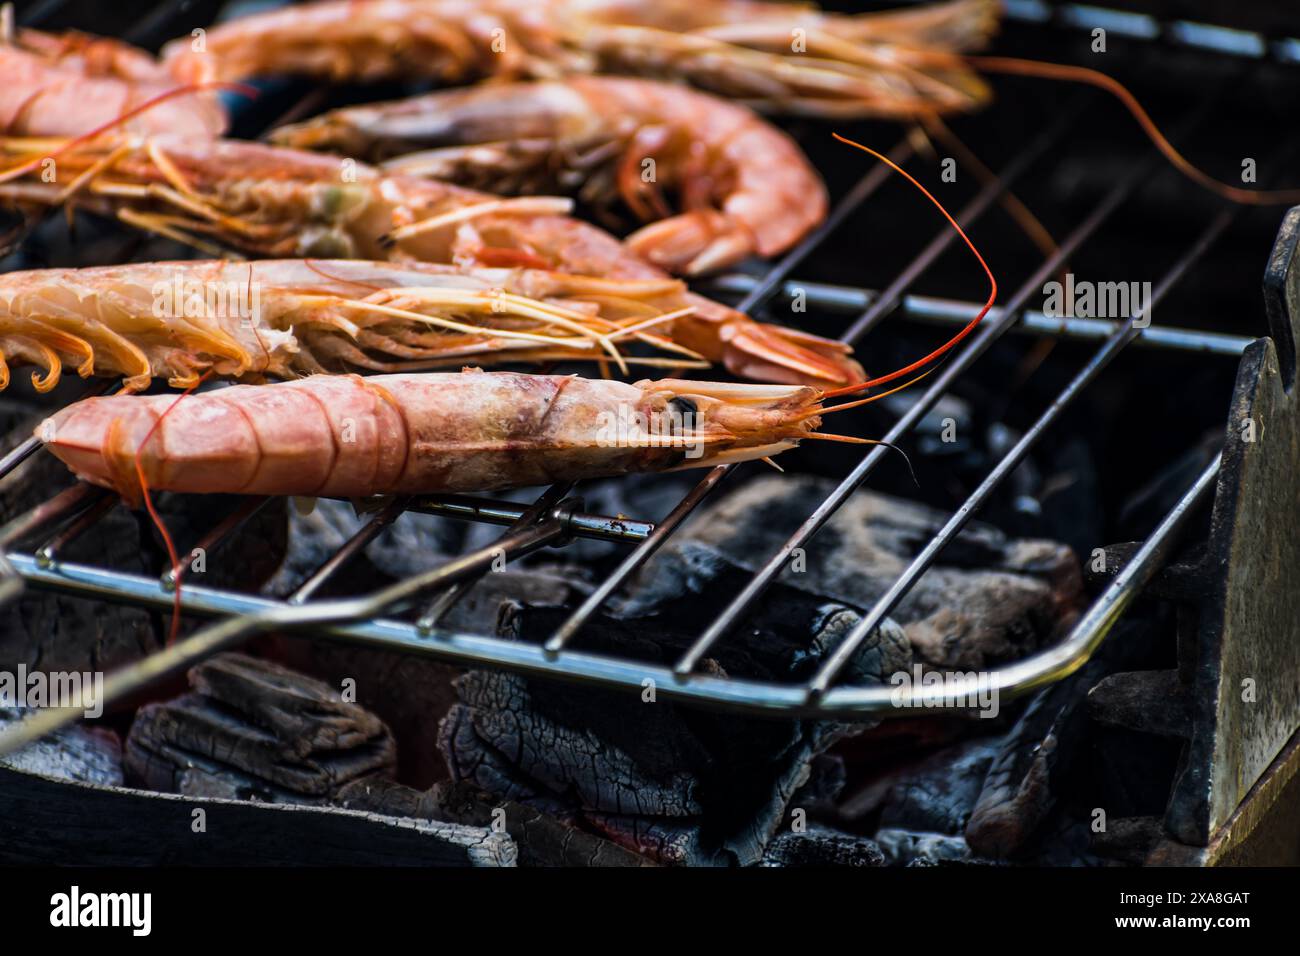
[964,56,1300,207]
[822,133,997,400]
[802,435,919,487]
[0,82,258,185]
[134,370,213,646]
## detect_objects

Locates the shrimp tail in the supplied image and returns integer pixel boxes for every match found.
[717,321,864,387]
[625,209,758,277]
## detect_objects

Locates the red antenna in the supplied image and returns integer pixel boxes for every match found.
[134,370,214,645]
[822,134,997,400]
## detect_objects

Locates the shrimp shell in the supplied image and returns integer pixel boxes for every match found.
[162,0,996,119]
[40,368,823,502]
[274,76,829,276]
[1,29,225,139]
[0,259,695,393]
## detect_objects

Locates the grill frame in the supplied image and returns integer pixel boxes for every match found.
[0,0,1292,741]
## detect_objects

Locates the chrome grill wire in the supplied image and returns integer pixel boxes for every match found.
[0,1,1281,757]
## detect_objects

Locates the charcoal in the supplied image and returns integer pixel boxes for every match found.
[0,706,122,787]
[438,582,910,866]
[125,653,397,803]
[265,487,592,786]
[841,736,1000,835]
[1089,815,1168,865]
[645,475,1083,670]
[262,496,467,595]
[616,541,912,686]
[791,753,848,809]
[335,761,657,865]
[272,566,588,786]
[965,620,1153,859]
[873,828,974,866]
[433,781,657,867]
[334,775,443,819]
[760,826,886,867]
[964,688,1071,858]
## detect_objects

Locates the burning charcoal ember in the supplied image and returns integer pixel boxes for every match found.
[438,588,910,866]
[760,826,886,867]
[840,736,1000,835]
[125,653,396,803]
[0,707,122,787]
[874,828,975,866]
[655,475,1083,670]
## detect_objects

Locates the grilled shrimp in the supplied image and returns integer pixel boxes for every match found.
[274,76,828,276]
[0,135,861,386]
[40,368,835,502]
[163,0,995,119]
[0,258,708,393]
[0,28,225,139]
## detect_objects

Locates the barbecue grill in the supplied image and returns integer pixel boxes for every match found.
[2,0,1299,866]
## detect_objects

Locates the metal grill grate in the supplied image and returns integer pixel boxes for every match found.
[0,0,1289,723]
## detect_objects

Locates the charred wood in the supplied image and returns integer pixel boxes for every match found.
[0,706,122,787]
[439,577,910,866]
[647,477,1082,671]
[760,826,886,867]
[841,736,1000,836]
[125,653,396,803]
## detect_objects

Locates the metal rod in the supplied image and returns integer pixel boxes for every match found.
[544,465,731,655]
[162,496,271,589]
[287,496,412,604]
[0,482,101,551]
[417,481,574,632]
[0,520,566,758]
[678,151,1157,676]
[404,494,653,543]
[0,380,115,482]
[34,489,117,567]
[15,0,71,27]
[705,277,1253,357]
[806,204,1238,697]
[0,435,40,482]
[0,482,104,607]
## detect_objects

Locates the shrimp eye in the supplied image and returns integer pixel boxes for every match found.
[668,397,698,418]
